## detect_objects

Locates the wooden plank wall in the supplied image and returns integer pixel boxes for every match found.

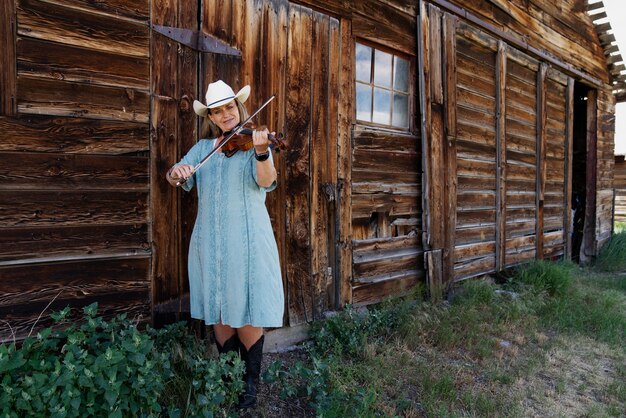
[438,13,587,283]
[195,0,344,325]
[595,87,616,248]
[452,25,498,280]
[151,0,198,325]
[0,0,151,342]
[615,156,626,222]
[542,70,569,259]
[350,1,423,306]
[504,51,538,267]
[449,0,608,85]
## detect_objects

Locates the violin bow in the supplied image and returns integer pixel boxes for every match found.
[176,94,276,187]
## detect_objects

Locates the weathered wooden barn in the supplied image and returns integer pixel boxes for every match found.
[1,0,623,342]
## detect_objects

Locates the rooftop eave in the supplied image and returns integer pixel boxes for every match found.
[587,0,626,102]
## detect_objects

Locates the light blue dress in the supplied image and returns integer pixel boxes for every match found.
[176,139,284,328]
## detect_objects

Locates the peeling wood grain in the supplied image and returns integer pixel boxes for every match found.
[17,0,149,58]
[0,115,148,154]
[0,152,148,191]
[17,76,149,122]
[17,37,149,90]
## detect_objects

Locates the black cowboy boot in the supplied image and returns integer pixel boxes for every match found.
[215,333,240,356]
[238,335,264,409]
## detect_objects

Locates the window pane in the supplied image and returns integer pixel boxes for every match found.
[374,50,392,88]
[373,87,391,124]
[356,83,372,121]
[394,56,409,92]
[356,43,372,83]
[392,93,409,128]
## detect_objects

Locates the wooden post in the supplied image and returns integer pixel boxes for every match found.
[426,249,443,302]
[337,17,353,307]
[495,41,507,270]
[536,63,548,259]
[418,0,432,253]
[428,4,446,253]
[581,89,598,263]
[285,4,313,325]
[443,12,458,286]
[150,0,181,325]
[564,78,574,259]
[0,0,16,115]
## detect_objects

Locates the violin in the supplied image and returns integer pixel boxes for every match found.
[220,126,286,157]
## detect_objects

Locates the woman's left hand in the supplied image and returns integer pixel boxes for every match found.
[252,128,274,155]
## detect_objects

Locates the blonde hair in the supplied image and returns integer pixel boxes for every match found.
[200,99,250,139]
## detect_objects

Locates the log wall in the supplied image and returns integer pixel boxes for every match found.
[350,2,423,306]
[423,1,614,285]
[0,0,618,339]
[595,88,616,248]
[0,0,151,342]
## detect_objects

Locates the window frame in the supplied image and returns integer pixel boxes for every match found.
[354,39,415,132]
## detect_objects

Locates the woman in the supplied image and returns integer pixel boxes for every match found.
[166,80,284,409]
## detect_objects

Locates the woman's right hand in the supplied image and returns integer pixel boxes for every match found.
[167,164,194,186]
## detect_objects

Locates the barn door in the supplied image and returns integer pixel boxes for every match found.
[152,0,342,327]
[283,4,340,324]
[150,0,200,325]
[421,3,575,288]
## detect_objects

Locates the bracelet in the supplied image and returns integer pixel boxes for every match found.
[255,150,270,161]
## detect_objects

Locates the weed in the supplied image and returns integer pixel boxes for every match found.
[510,260,575,297]
[0,304,243,417]
[594,231,626,272]
[536,273,626,347]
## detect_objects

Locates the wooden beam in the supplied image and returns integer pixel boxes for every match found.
[495,40,507,270]
[536,64,548,259]
[443,12,458,284]
[581,89,598,263]
[427,4,446,254]
[337,17,353,307]
[426,249,443,302]
[0,0,16,115]
[418,0,433,251]
[150,0,180,323]
[564,78,575,259]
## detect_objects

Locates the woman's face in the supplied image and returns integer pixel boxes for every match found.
[209,100,241,133]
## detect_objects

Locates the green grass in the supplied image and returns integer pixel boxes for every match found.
[266,259,626,417]
[594,230,626,272]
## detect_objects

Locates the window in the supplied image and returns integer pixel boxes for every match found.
[355,42,410,129]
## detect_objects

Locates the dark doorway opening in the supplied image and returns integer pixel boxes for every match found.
[571,82,592,262]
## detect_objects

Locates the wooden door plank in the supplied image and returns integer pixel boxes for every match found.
[310,12,331,319]
[176,0,198,304]
[260,0,289,323]
[337,17,353,307]
[285,4,313,325]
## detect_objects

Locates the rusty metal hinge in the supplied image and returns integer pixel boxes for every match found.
[151,24,242,56]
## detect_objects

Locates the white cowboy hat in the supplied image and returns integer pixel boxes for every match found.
[193,80,250,117]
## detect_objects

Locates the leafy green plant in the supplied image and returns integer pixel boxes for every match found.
[0,304,243,418]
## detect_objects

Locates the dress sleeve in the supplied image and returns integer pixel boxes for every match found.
[251,151,277,192]
[175,141,204,191]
